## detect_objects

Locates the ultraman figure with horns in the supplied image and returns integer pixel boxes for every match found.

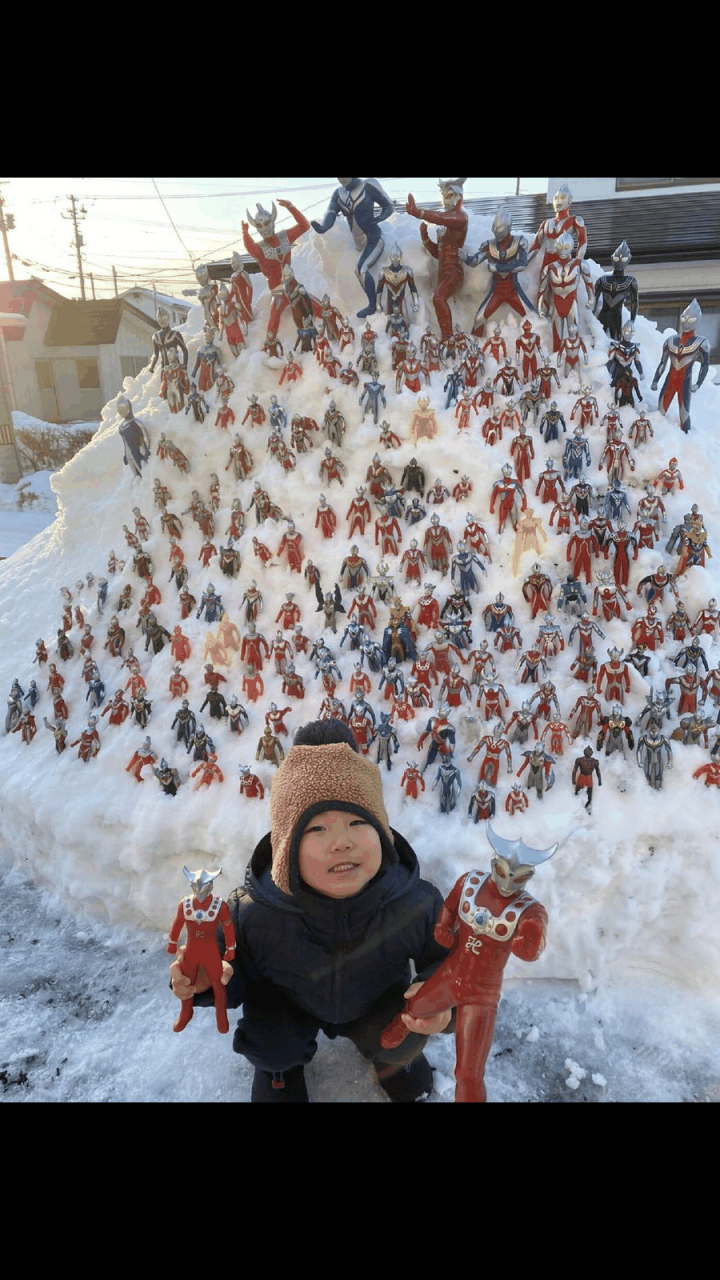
[167,865,236,1035]
[651,298,710,434]
[463,205,535,336]
[593,241,639,339]
[242,198,311,339]
[311,179,395,318]
[381,824,555,1102]
[406,178,468,341]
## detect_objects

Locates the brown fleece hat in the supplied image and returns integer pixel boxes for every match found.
[269,742,394,895]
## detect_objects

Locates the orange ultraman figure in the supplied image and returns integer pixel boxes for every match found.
[381,826,554,1101]
[167,866,236,1035]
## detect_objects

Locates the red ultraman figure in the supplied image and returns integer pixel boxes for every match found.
[242,199,310,339]
[509,426,535,483]
[400,764,425,799]
[571,387,599,430]
[406,179,468,340]
[567,520,599,585]
[168,867,236,1035]
[516,320,541,381]
[381,827,554,1102]
[596,648,630,703]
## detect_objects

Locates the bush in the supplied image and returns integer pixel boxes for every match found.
[14,425,96,472]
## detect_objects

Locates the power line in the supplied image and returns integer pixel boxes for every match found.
[150,178,193,262]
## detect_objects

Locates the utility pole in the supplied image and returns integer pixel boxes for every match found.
[112,265,119,297]
[0,182,15,281]
[89,273,96,300]
[62,195,87,300]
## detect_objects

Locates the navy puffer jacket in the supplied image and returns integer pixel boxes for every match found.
[221,828,448,1027]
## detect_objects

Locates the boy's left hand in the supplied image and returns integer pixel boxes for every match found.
[400,982,452,1036]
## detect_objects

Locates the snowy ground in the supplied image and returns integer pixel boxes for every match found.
[2,865,718,1102]
[0,467,58,559]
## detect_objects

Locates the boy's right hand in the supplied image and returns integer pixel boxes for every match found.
[169,947,233,1001]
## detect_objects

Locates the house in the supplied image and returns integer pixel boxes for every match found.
[119,287,190,328]
[0,280,158,424]
[0,309,26,482]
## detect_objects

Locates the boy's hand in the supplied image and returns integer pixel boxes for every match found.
[400,982,452,1036]
[169,947,233,1001]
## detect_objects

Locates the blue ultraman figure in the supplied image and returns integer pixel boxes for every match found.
[563,428,591,481]
[359,378,387,425]
[196,585,224,623]
[312,178,395,317]
[443,367,465,409]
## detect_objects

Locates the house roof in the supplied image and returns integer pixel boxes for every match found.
[120,288,190,312]
[0,279,70,339]
[44,299,158,347]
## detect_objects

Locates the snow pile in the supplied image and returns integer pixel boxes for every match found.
[0,199,719,1013]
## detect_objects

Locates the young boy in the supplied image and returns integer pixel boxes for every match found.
[170,719,452,1102]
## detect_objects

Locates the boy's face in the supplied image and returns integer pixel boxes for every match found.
[298,810,382,899]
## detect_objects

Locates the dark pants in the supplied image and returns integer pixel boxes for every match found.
[233,978,427,1074]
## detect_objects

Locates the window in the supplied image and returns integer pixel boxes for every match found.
[76,358,100,389]
[120,356,148,379]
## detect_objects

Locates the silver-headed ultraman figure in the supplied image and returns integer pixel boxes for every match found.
[311,179,395,318]
[593,241,639,340]
[192,264,219,332]
[117,397,150,477]
[636,719,673,790]
[463,206,534,337]
[651,298,710,434]
[376,243,419,321]
[149,306,188,372]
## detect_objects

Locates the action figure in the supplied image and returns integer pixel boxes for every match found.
[406,178,468,340]
[651,298,710,434]
[572,746,602,809]
[192,324,223,392]
[517,565,550,619]
[557,325,588,386]
[516,744,556,799]
[489,466,527,534]
[311,179,394,317]
[167,866,236,1033]
[374,712,400,772]
[593,240,638,338]
[538,232,593,353]
[149,305,188,372]
[511,507,547,576]
[433,754,462,813]
[464,206,534,335]
[117,397,150,477]
[242,199,310,338]
[160,351,190,413]
[380,826,554,1102]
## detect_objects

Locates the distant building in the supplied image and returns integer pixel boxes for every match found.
[119,288,190,328]
[0,280,158,424]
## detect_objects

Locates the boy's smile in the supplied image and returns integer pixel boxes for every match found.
[298,810,382,898]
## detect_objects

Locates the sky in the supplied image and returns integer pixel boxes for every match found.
[0,178,549,303]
